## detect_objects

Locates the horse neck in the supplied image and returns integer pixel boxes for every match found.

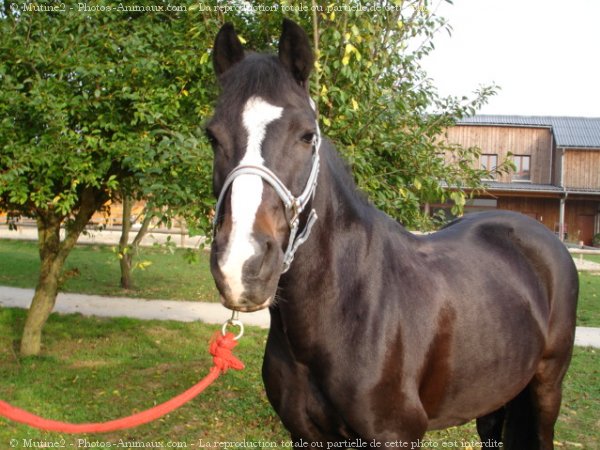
[278,142,412,317]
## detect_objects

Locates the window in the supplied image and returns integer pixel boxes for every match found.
[480,154,498,179]
[513,155,531,181]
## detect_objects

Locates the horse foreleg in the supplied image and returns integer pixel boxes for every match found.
[476,408,505,448]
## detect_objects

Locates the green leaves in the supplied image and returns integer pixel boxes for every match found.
[0,3,218,233]
[310,0,497,229]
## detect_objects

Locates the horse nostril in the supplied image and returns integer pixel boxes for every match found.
[245,236,280,280]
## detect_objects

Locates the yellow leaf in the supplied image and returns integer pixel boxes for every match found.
[343,43,352,57]
[181,89,189,97]
[330,11,335,21]
[322,117,331,127]
[343,43,361,65]
[351,98,358,111]
[238,35,247,44]
[320,84,328,96]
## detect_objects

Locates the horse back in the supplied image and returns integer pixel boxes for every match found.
[435,210,578,322]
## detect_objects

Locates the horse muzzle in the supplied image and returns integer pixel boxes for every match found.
[210,231,283,313]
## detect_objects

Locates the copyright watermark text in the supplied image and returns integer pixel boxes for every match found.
[9,438,189,448]
[8,2,189,13]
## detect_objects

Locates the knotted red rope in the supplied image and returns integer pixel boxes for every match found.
[0,331,244,433]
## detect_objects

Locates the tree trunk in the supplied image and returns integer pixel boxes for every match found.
[119,196,154,290]
[120,252,133,290]
[311,0,320,113]
[20,262,63,356]
[20,214,64,357]
[119,194,133,289]
[20,187,105,356]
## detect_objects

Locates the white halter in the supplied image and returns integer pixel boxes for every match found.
[213,123,321,273]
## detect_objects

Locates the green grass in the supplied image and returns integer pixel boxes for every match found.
[1,239,598,326]
[584,254,600,265]
[0,239,220,302]
[0,308,286,444]
[0,309,597,448]
[578,272,600,327]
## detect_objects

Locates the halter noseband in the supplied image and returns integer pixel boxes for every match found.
[213,124,321,274]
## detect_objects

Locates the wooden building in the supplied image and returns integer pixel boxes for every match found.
[444,116,600,246]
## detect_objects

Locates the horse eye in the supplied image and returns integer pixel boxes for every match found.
[301,132,315,144]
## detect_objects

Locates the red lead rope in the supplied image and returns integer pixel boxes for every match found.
[0,331,244,433]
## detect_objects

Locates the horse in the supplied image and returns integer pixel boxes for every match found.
[207,19,578,450]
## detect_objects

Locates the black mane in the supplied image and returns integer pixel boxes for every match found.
[321,138,376,217]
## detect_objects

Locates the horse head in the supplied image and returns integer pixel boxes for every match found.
[207,20,320,312]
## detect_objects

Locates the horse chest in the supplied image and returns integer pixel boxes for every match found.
[264,313,422,435]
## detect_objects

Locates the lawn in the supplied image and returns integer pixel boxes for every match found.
[0,309,597,448]
[1,239,598,326]
[583,254,600,264]
[0,239,220,302]
[578,271,600,326]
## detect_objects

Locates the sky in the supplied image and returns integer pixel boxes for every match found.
[421,0,600,117]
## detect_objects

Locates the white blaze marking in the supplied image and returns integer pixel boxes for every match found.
[219,96,283,301]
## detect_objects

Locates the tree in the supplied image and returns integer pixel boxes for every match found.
[304,0,511,228]
[115,129,213,290]
[0,3,216,355]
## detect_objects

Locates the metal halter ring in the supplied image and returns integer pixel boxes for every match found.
[222,311,244,341]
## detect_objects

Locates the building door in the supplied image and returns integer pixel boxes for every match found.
[576,214,595,246]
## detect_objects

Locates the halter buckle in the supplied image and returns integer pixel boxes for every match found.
[288,198,302,225]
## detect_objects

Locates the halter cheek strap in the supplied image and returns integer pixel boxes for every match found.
[213,124,321,274]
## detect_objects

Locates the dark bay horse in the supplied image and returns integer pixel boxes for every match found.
[207,19,578,450]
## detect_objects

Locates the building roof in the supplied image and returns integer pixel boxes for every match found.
[458,115,600,149]
[482,181,564,194]
[482,181,600,196]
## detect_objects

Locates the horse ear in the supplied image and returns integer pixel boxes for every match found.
[278,19,314,88]
[213,23,245,78]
